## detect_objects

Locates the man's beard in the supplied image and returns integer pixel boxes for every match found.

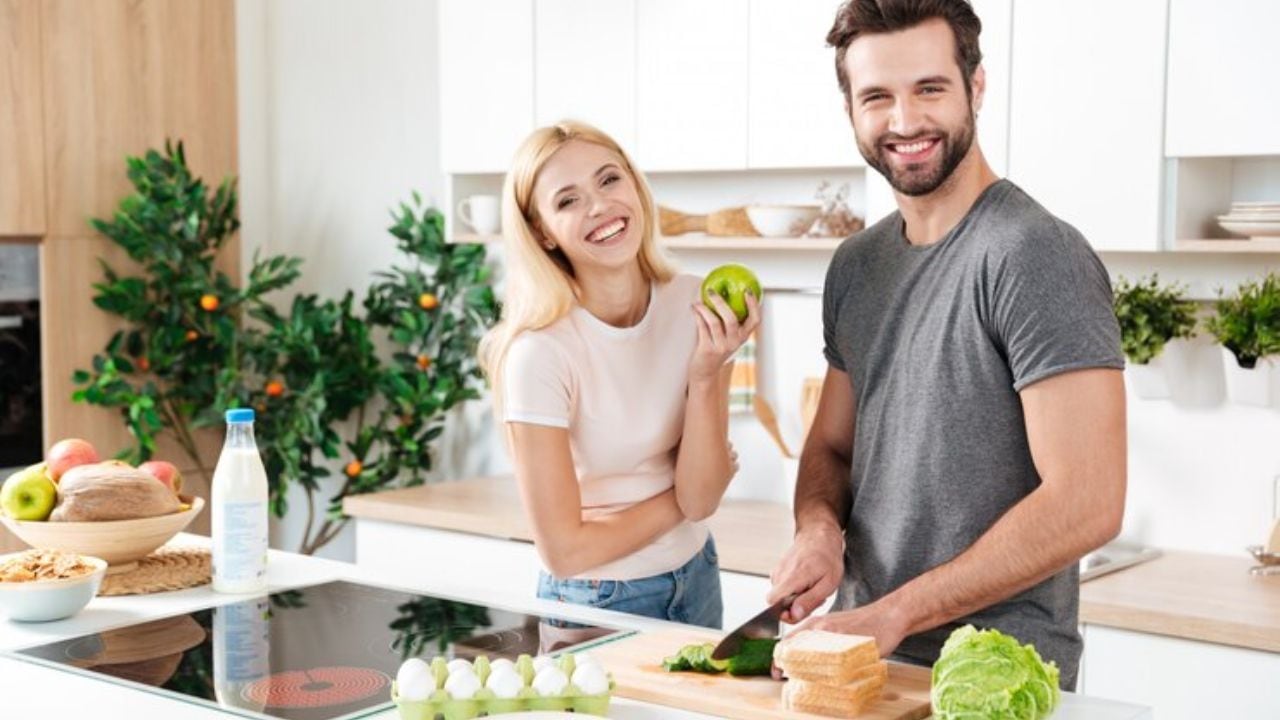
[858,112,976,197]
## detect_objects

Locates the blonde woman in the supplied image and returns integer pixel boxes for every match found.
[480,121,760,629]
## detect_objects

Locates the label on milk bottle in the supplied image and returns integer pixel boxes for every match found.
[213,501,268,584]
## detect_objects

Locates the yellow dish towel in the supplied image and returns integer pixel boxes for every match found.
[729,332,757,413]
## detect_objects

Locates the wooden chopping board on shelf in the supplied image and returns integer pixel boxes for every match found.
[589,628,933,720]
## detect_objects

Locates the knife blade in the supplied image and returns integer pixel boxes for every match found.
[711,594,794,660]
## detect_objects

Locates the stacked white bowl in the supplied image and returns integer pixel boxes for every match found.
[1218,201,1280,237]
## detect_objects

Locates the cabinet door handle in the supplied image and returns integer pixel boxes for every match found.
[0,316,22,329]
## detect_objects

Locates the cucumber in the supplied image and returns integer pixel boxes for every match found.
[661,642,729,673]
[725,637,777,676]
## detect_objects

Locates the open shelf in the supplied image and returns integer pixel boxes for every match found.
[450,233,844,251]
[1174,238,1280,253]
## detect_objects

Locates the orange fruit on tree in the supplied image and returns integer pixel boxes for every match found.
[418,292,439,310]
[416,354,432,371]
[137,357,150,372]
[185,330,199,342]
[344,460,363,478]
[265,380,284,397]
[200,294,219,311]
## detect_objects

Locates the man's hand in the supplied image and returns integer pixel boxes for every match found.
[792,600,911,657]
[768,522,845,624]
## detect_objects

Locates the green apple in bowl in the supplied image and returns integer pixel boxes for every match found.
[1,463,57,521]
[701,263,763,322]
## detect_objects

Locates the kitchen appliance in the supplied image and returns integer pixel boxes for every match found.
[6,580,627,720]
[591,627,932,720]
[0,243,42,473]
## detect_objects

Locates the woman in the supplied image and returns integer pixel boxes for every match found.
[479,121,760,629]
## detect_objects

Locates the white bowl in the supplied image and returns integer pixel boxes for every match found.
[0,553,107,622]
[746,204,821,237]
[1217,217,1280,237]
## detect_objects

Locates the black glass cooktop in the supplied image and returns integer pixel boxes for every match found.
[7,580,627,720]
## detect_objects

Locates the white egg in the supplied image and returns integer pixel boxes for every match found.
[532,666,569,697]
[444,669,482,700]
[485,666,524,699]
[488,657,516,675]
[572,663,609,695]
[532,655,556,673]
[572,651,601,670]
[396,658,434,702]
[446,658,474,676]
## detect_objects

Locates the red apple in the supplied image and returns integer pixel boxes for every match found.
[46,438,100,483]
[138,460,183,494]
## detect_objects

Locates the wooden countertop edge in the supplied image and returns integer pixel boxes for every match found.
[1079,599,1280,653]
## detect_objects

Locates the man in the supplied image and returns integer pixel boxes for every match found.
[767,0,1127,689]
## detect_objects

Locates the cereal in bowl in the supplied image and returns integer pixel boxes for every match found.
[0,549,97,582]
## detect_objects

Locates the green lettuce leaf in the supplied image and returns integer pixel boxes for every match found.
[931,625,1061,720]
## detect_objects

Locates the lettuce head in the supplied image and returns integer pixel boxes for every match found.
[930,625,1061,720]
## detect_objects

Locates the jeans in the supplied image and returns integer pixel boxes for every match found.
[537,536,724,630]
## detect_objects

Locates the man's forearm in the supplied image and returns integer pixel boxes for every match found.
[881,480,1122,636]
[793,438,853,535]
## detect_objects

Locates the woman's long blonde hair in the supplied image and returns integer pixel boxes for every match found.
[479,120,677,413]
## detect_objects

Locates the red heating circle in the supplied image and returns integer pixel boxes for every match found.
[242,666,389,708]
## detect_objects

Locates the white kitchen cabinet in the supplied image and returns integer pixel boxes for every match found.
[1165,0,1280,157]
[746,0,859,169]
[439,0,534,173]
[635,0,749,171]
[1081,624,1280,719]
[1007,0,1167,251]
[534,0,636,149]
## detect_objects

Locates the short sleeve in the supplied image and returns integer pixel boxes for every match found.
[989,221,1124,391]
[503,332,573,428]
[822,241,856,372]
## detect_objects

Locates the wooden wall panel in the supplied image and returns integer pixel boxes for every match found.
[0,0,47,235]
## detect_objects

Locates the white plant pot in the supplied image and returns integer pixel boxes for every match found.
[1221,348,1275,407]
[1126,356,1171,400]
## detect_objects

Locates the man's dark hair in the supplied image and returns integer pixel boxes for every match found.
[827,0,983,102]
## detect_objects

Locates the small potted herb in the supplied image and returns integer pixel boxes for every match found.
[1113,276,1197,399]
[1205,273,1280,406]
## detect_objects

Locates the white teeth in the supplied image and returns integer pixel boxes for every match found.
[892,139,934,154]
[588,218,625,243]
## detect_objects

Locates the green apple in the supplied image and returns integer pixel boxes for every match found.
[1,463,58,521]
[701,263,763,322]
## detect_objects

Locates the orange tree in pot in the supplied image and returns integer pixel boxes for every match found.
[73,142,499,555]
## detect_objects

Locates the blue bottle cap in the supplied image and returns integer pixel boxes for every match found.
[225,408,255,423]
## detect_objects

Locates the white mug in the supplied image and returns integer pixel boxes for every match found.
[457,194,500,235]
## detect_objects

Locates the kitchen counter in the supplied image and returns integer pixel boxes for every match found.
[0,533,1149,720]
[1079,549,1280,652]
[344,477,1280,653]
[342,475,794,577]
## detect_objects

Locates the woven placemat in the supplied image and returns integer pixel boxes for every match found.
[99,546,211,596]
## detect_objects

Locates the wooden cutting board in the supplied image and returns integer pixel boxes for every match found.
[589,628,933,720]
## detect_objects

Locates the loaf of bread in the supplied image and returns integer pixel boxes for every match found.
[775,630,886,718]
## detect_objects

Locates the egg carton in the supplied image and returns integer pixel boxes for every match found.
[392,653,614,720]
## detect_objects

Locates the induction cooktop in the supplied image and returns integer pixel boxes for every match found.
[6,580,628,720]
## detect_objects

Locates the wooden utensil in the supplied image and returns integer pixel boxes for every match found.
[588,628,932,720]
[660,205,760,237]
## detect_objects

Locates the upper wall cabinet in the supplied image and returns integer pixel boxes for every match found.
[440,0,534,173]
[534,0,636,150]
[746,0,860,169]
[635,0,749,171]
[0,0,47,236]
[1165,0,1280,157]
[1007,0,1167,252]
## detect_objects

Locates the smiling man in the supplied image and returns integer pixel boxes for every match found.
[767,0,1127,689]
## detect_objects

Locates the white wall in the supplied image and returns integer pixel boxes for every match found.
[238,0,1280,564]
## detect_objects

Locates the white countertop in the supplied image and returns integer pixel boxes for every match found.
[0,534,1151,720]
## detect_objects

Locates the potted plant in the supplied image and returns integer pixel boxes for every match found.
[1112,276,1197,399]
[1205,273,1280,407]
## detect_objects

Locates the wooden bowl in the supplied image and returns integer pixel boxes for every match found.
[0,496,204,574]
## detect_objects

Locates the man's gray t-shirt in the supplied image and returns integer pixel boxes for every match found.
[822,179,1123,689]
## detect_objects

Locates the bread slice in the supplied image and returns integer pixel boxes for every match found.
[781,673,887,718]
[773,630,880,684]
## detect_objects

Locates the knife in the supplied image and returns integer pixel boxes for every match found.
[711,594,795,660]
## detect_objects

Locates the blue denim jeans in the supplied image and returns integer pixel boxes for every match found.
[537,536,723,630]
